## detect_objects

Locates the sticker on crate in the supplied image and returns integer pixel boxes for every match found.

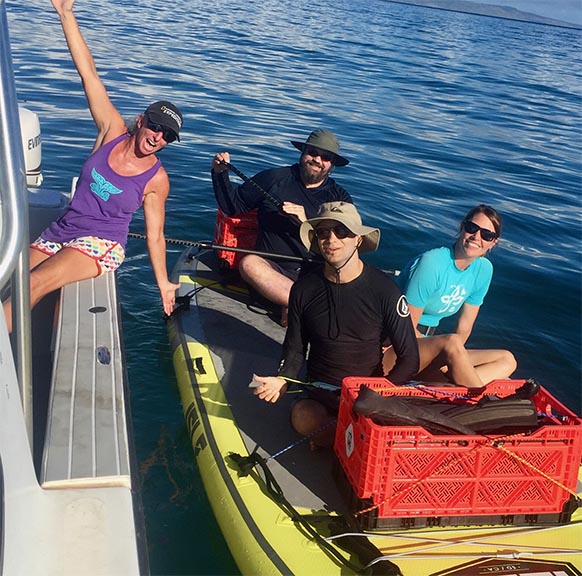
[344,422,354,458]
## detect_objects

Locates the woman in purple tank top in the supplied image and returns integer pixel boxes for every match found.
[3,0,183,331]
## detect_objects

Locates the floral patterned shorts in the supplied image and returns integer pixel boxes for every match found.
[31,236,125,275]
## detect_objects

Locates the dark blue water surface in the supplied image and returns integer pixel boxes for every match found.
[7,0,581,573]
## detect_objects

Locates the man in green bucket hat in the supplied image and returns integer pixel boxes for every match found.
[211,129,352,324]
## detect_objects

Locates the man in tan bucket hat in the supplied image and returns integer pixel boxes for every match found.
[211,130,352,324]
[252,202,419,448]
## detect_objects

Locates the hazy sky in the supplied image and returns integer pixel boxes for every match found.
[463,0,582,25]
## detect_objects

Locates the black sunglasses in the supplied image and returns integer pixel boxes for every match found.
[144,115,177,143]
[304,146,334,163]
[313,224,355,240]
[463,220,498,242]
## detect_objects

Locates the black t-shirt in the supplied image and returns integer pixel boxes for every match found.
[277,265,419,386]
[212,164,352,269]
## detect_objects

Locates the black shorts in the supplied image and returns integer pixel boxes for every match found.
[293,386,340,416]
[265,258,302,281]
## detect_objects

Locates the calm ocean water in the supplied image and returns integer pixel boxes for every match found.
[7,0,582,573]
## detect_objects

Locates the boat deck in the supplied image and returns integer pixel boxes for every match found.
[0,195,146,575]
[41,272,132,487]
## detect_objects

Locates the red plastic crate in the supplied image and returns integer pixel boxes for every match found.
[334,377,582,519]
[214,207,258,269]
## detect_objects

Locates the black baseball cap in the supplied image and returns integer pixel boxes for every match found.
[144,101,183,141]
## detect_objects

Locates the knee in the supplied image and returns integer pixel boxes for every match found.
[442,333,465,357]
[499,350,518,377]
[239,255,262,283]
[238,254,253,276]
[382,347,396,376]
[291,399,330,436]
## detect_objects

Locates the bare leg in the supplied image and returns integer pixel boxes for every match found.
[290,399,336,449]
[3,248,99,333]
[239,255,294,307]
[30,246,51,270]
[466,348,517,383]
[29,248,100,307]
[384,334,492,388]
[2,247,52,332]
[425,335,485,388]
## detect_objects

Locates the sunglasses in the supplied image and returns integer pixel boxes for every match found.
[313,224,355,240]
[144,115,177,143]
[304,146,334,163]
[463,220,498,242]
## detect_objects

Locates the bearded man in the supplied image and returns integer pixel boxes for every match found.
[211,130,353,318]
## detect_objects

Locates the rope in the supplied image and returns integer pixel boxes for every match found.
[128,231,400,275]
[373,380,566,421]
[219,160,286,212]
[403,381,481,402]
[163,280,224,321]
[355,428,581,518]
[326,525,582,564]
[229,419,404,574]
[280,375,340,392]
[228,450,374,574]
[399,381,568,421]
[128,231,206,247]
[265,419,336,461]
[127,232,310,263]
[493,442,579,499]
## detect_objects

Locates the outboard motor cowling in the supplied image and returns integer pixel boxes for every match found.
[18,106,43,187]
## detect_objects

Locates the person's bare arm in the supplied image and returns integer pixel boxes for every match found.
[52,0,126,149]
[142,170,180,316]
[455,303,480,345]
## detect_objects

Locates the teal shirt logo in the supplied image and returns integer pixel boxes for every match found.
[439,285,467,314]
[90,168,123,201]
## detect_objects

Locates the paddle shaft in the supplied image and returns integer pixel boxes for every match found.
[127,232,398,274]
[218,159,301,227]
[216,161,399,274]
[127,232,312,263]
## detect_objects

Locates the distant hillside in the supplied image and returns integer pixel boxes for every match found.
[384,0,581,29]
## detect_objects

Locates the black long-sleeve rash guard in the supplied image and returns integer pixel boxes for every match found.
[277,265,420,387]
[211,164,352,268]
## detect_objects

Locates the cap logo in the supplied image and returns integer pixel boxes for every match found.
[330,206,344,213]
[161,105,182,128]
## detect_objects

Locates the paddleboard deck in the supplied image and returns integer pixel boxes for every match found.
[168,246,582,576]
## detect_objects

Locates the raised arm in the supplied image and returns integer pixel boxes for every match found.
[51,0,126,148]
